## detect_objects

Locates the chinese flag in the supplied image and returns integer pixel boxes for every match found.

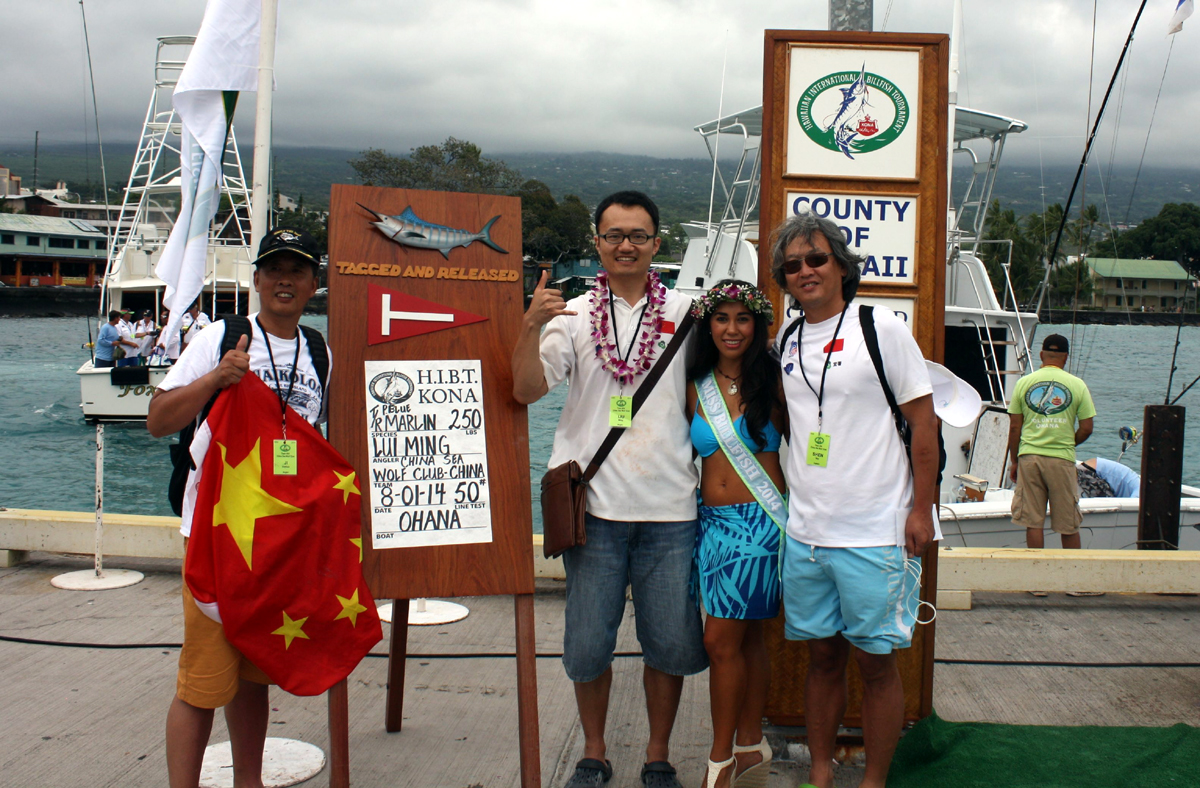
[185,373,381,696]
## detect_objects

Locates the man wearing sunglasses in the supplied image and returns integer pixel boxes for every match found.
[512,191,705,788]
[769,212,939,788]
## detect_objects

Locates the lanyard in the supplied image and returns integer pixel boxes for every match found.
[256,317,300,439]
[609,292,649,367]
[795,304,849,432]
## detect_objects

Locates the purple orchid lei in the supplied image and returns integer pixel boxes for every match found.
[589,270,667,386]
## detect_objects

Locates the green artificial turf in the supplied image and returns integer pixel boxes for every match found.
[888,711,1200,788]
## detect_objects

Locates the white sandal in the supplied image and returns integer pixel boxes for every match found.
[731,737,772,788]
[704,755,736,788]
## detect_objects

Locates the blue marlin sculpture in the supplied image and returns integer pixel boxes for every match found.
[359,204,507,258]
[823,65,871,159]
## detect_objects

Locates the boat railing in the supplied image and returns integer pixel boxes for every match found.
[947,242,1035,405]
[998,258,1034,372]
[693,107,763,282]
[154,36,194,89]
[948,108,1027,250]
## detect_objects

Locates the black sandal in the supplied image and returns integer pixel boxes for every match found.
[564,758,612,788]
[641,760,683,788]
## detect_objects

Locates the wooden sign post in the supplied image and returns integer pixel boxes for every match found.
[325,186,539,787]
[759,30,949,728]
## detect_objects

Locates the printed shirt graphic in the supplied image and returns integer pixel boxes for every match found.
[184,372,381,696]
[159,314,332,539]
[1009,366,1096,462]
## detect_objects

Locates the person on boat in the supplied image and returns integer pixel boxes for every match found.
[1007,334,1095,551]
[1079,457,1141,498]
[134,309,157,365]
[94,310,134,368]
[771,212,939,788]
[116,308,141,367]
[512,191,706,788]
[181,302,212,347]
[147,227,328,788]
[159,309,182,362]
[687,280,785,788]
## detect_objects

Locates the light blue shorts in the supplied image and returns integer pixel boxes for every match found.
[781,536,919,655]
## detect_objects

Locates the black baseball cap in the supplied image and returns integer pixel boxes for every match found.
[1042,334,1070,353]
[255,227,321,270]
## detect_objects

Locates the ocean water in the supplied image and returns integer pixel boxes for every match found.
[0,318,1196,526]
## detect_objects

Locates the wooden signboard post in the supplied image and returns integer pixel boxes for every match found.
[759,30,949,727]
[325,186,539,787]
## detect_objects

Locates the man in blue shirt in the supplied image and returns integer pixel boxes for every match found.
[94,311,128,368]
[1083,458,1141,498]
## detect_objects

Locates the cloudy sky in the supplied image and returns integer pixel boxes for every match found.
[2,0,1197,168]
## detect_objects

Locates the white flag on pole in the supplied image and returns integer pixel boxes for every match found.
[156,0,270,351]
[1169,0,1194,34]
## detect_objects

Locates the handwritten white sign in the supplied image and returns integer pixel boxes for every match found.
[364,359,492,548]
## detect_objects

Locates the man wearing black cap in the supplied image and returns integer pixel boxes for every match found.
[148,227,329,788]
[1007,334,1096,555]
[116,308,141,367]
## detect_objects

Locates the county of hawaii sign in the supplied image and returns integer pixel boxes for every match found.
[786,46,920,179]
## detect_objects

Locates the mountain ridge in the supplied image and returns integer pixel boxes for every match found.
[1,142,1194,227]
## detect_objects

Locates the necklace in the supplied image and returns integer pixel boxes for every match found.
[714,367,742,395]
[589,270,667,386]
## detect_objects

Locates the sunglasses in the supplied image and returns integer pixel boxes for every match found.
[781,252,833,275]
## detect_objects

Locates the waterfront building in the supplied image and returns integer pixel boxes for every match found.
[0,214,108,287]
[1085,257,1197,312]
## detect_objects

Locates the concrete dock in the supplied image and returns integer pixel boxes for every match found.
[2,551,1198,787]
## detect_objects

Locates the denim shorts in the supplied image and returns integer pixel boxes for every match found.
[561,514,709,683]
[781,536,920,655]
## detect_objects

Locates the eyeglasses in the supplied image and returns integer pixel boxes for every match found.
[598,231,654,246]
[781,252,833,275]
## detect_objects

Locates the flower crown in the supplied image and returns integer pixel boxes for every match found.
[691,282,774,324]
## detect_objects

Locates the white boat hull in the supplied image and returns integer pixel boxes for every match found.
[77,361,170,422]
[940,493,1200,551]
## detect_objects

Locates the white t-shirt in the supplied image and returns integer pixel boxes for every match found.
[159,313,332,536]
[540,286,698,522]
[117,319,139,359]
[776,303,934,547]
[135,319,157,356]
[182,312,212,345]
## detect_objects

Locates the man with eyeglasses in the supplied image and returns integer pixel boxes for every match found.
[769,212,939,788]
[512,191,705,788]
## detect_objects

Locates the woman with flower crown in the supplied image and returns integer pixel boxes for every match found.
[686,280,787,788]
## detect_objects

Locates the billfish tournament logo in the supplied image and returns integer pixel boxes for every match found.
[368,371,415,405]
[796,65,910,160]
[1025,381,1073,416]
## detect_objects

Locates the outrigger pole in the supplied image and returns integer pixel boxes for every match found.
[1036,0,1149,317]
[247,0,279,314]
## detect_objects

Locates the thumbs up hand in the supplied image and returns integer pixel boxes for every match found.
[212,332,252,389]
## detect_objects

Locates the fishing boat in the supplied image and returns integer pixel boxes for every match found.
[76,36,254,422]
[674,84,1200,551]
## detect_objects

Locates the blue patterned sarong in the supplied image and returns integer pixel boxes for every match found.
[696,501,781,620]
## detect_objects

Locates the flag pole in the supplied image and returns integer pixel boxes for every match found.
[248,0,278,314]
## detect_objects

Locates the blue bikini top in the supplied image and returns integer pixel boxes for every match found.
[690,410,783,457]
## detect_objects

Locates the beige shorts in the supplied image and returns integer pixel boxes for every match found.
[1011,454,1082,535]
[177,574,272,709]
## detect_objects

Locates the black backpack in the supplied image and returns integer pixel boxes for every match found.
[777,305,947,484]
[167,315,329,516]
